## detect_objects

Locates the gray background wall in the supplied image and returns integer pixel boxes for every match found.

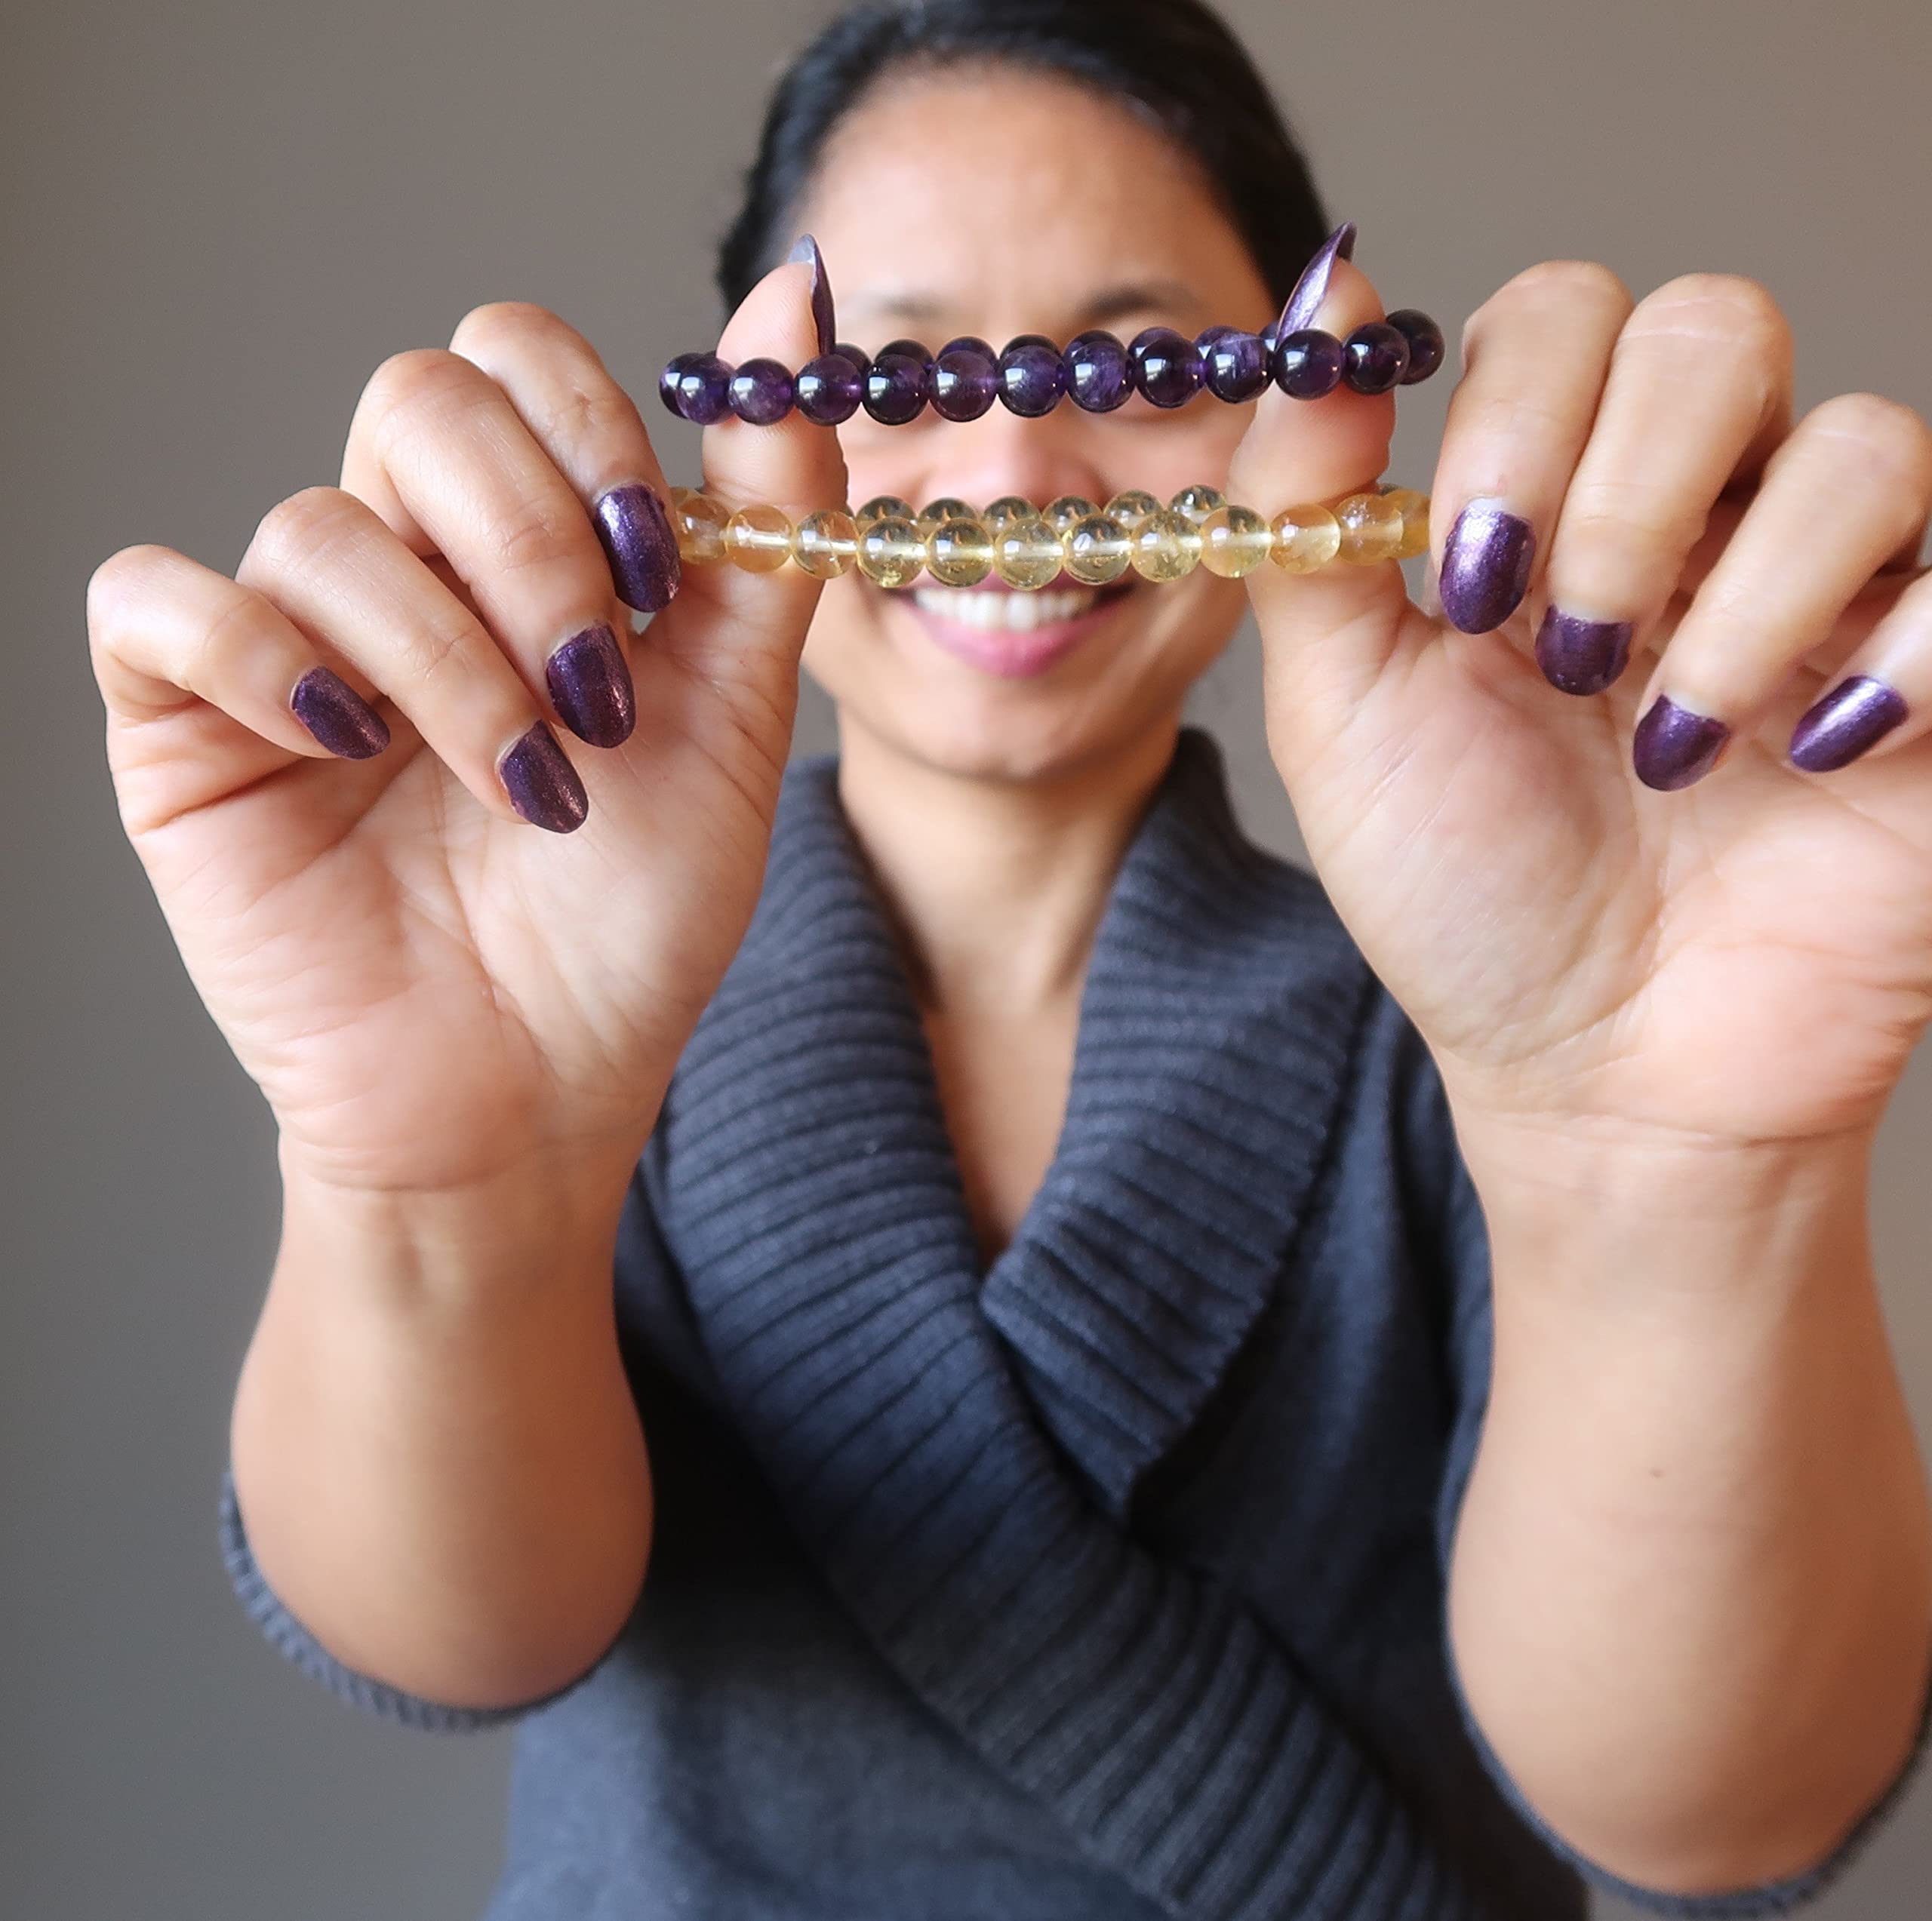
[5,2,1928,1914]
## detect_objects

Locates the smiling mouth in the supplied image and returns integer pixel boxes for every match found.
[907,579,1137,629]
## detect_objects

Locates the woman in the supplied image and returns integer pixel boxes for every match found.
[85,1,1932,1916]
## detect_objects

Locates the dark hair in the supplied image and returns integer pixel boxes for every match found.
[715,0,1331,320]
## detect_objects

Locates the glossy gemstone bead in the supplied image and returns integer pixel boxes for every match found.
[831,341,873,376]
[1272,329,1344,400]
[1198,504,1274,577]
[1130,507,1201,581]
[998,339,1066,417]
[1044,494,1099,533]
[1105,489,1162,533]
[931,345,999,422]
[1268,502,1342,572]
[1200,330,1270,403]
[856,515,928,588]
[1341,322,1411,395]
[938,335,996,361]
[1004,332,1058,352]
[877,338,933,367]
[1383,487,1431,558]
[793,508,859,579]
[1386,310,1445,384]
[795,352,863,426]
[1065,330,1132,413]
[925,515,995,587]
[982,495,1038,530]
[856,494,917,530]
[724,503,794,571]
[668,487,728,563]
[728,358,795,426]
[1170,484,1226,527]
[863,352,928,424]
[1334,490,1405,563]
[1063,513,1133,586]
[1128,327,1204,408]
[917,496,978,535]
[992,515,1065,590]
[660,352,734,425]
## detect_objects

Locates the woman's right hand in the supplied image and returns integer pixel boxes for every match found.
[87,255,847,1202]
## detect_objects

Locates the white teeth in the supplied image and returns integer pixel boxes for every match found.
[912,586,1101,630]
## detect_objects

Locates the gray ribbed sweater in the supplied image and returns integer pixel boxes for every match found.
[217,726,1918,1919]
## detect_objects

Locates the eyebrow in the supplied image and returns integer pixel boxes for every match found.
[839,276,1211,336]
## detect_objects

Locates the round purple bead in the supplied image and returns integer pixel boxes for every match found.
[660,352,733,425]
[1341,322,1411,395]
[831,340,873,376]
[1200,330,1269,403]
[998,338,1066,417]
[931,344,999,422]
[728,356,795,425]
[1128,327,1204,408]
[1065,329,1132,413]
[938,334,997,362]
[877,337,933,369]
[795,352,863,426]
[863,350,929,425]
[1272,328,1344,400]
[1386,309,1445,384]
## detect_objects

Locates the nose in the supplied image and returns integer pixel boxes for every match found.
[900,404,1115,518]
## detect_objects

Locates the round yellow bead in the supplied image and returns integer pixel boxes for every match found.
[992,515,1065,590]
[1044,493,1099,533]
[983,495,1038,530]
[855,515,928,588]
[1380,487,1431,559]
[669,487,729,564]
[855,494,917,530]
[794,508,859,579]
[1197,503,1274,578]
[1169,484,1227,527]
[925,515,995,587]
[1267,503,1342,573]
[724,503,794,573]
[1063,513,1133,586]
[1130,507,1201,582]
[1105,489,1162,533]
[1334,491,1405,564]
[917,496,977,536]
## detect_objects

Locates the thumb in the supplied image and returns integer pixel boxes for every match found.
[1229,223,1422,754]
[654,235,850,678]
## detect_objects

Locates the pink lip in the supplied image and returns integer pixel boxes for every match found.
[891,579,1137,681]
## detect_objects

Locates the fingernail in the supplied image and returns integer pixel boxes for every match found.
[499,722,589,833]
[290,666,389,759]
[592,484,680,613]
[1275,220,1358,338]
[1439,499,1537,633]
[546,622,635,749]
[1534,607,1634,696]
[788,231,837,361]
[1633,694,1730,791]
[1788,674,1908,773]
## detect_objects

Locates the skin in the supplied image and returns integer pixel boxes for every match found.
[87,59,1932,1901]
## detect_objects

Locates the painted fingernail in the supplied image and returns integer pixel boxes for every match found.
[592,484,680,613]
[290,666,389,759]
[1274,220,1358,338]
[1439,500,1537,633]
[1633,694,1730,791]
[499,722,589,833]
[546,622,635,749]
[1789,674,1908,773]
[1534,607,1634,696]
[788,231,837,361]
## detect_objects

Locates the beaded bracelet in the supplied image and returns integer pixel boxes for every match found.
[659,312,1445,429]
[666,483,1430,588]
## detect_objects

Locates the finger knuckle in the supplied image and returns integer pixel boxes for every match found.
[1798,392,1932,488]
[1632,272,1789,355]
[1559,480,1700,569]
[361,346,488,450]
[86,543,172,634]
[1467,261,1629,344]
[448,300,572,362]
[250,485,370,576]
[488,499,589,579]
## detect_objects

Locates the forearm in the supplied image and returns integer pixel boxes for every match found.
[1447,1117,1932,1895]
[229,1136,652,1713]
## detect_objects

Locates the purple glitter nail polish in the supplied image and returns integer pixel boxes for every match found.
[1065,330,1132,413]
[1200,329,1270,402]
[1128,327,1203,408]
[1438,501,1537,634]
[863,349,928,424]
[1789,674,1909,772]
[545,623,635,749]
[796,352,863,426]
[290,665,389,759]
[998,337,1066,417]
[1633,695,1730,791]
[659,352,733,425]
[786,232,837,361]
[1275,220,1358,338]
[499,722,589,833]
[1387,309,1446,384]
[728,358,795,426]
[1534,607,1634,696]
[1272,328,1344,399]
[1341,321,1411,395]
[932,344,999,422]
[592,484,680,613]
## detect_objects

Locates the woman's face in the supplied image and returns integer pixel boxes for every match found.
[792,68,1276,785]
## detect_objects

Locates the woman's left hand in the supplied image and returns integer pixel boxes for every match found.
[1230,235,1932,1150]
